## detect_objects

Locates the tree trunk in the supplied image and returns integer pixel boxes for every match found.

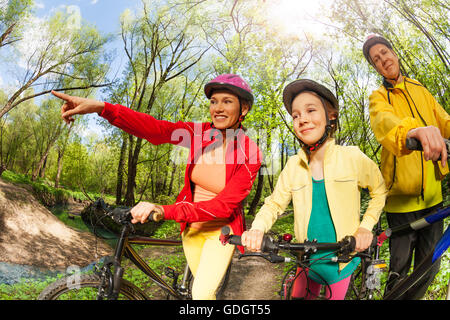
[115,136,128,205]
[39,154,48,178]
[247,169,264,217]
[31,145,52,181]
[0,164,6,177]
[167,160,177,196]
[125,136,143,206]
[54,125,72,188]
[55,148,63,188]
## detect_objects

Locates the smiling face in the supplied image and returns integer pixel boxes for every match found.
[209,90,249,131]
[291,92,336,146]
[369,43,401,80]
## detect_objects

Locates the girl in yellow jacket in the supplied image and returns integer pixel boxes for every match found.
[241,79,387,300]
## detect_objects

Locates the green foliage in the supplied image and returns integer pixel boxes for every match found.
[0,0,449,300]
[0,277,58,300]
[1,169,112,206]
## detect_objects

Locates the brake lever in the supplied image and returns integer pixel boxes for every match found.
[238,252,290,263]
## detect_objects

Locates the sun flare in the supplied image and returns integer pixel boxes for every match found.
[264,0,334,39]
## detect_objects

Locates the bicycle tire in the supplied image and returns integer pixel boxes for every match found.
[37,273,148,300]
[280,265,298,300]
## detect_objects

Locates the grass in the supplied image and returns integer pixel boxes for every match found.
[1,170,115,205]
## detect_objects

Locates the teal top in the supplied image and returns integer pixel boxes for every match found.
[307,178,360,285]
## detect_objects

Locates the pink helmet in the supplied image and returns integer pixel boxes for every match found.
[204,74,254,107]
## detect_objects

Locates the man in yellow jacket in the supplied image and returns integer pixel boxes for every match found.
[363,34,450,299]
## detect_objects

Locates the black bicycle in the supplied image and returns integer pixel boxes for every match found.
[220,226,365,300]
[221,203,450,300]
[38,199,231,300]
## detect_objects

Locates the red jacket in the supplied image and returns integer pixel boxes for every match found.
[100,103,262,251]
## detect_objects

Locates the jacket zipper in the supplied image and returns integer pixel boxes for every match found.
[389,82,425,200]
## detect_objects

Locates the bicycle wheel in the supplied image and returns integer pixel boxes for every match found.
[346,257,386,300]
[37,273,148,300]
[280,265,298,300]
[346,263,367,300]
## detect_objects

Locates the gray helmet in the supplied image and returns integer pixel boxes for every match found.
[283,79,338,115]
[282,79,339,154]
[362,34,394,66]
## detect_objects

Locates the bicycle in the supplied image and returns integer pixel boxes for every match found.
[336,136,450,300]
[220,203,450,300]
[220,226,364,300]
[37,199,231,300]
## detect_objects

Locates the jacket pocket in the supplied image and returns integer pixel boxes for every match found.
[387,151,422,196]
[291,185,306,192]
[334,177,356,182]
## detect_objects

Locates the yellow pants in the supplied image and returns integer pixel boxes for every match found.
[182,227,235,300]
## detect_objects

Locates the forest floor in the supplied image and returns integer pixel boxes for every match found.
[0,176,284,300]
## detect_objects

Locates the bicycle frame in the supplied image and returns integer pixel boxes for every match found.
[383,221,450,300]
[103,222,185,299]
[374,205,450,300]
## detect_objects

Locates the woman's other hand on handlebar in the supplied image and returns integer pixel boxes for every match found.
[353,227,373,252]
[241,229,264,252]
[51,90,105,125]
[130,201,164,224]
[407,126,447,167]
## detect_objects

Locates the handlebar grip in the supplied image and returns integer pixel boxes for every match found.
[406,137,422,151]
[371,234,379,247]
[228,235,242,246]
[220,226,242,246]
[148,206,164,222]
[110,207,132,224]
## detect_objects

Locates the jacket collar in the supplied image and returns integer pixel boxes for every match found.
[297,138,335,166]
[189,124,249,166]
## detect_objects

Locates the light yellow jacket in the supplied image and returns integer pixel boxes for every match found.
[251,140,387,252]
[369,77,450,197]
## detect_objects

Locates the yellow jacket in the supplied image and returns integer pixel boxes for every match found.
[369,77,450,197]
[251,139,387,252]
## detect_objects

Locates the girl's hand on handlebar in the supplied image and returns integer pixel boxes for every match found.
[406,126,447,167]
[353,227,373,252]
[241,229,264,252]
[130,202,164,224]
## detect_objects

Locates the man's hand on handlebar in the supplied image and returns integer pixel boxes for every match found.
[406,126,447,167]
[130,201,164,224]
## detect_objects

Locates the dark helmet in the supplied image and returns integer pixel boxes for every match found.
[283,79,338,116]
[282,79,339,154]
[204,74,254,108]
[362,34,394,66]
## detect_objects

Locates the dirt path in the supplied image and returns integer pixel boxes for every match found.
[136,245,284,300]
[221,251,283,300]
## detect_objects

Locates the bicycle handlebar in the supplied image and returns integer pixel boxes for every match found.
[220,226,366,263]
[93,199,161,225]
[406,137,450,159]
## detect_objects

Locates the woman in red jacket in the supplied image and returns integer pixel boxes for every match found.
[52,74,262,299]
